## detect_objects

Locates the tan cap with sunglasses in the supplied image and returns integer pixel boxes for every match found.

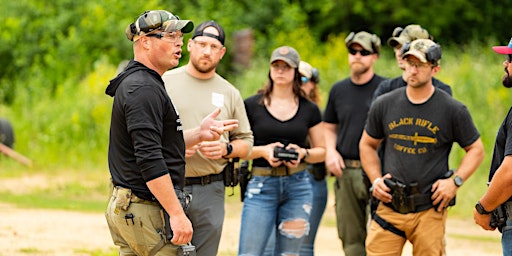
[345,31,381,54]
[125,10,194,41]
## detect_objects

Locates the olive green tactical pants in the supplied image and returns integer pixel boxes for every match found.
[366,203,447,256]
[334,167,370,256]
[105,188,178,256]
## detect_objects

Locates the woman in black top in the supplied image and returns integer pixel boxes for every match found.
[237,46,325,255]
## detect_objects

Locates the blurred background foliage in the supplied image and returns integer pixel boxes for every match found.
[1,0,512,218]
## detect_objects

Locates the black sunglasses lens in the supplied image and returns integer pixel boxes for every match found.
[360,50,372,56]
[349,48,372,56]
[507,55,512,62]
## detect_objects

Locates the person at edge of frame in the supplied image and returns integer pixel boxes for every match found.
[104,10,238,256]
[162,20,254,256]
[360,38,485,255]
[323,30,386,256]
[238,46,326,256]
[474,37,512,256]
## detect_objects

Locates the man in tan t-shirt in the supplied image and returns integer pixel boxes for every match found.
[162,20,253,256]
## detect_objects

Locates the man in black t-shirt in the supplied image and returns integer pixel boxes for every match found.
[474,37,512,255]
[323,31,385,256]
[360,39,484,255]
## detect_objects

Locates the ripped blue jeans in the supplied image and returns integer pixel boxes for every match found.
[238,170,312,256]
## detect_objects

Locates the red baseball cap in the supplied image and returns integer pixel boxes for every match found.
[492,37,512,54]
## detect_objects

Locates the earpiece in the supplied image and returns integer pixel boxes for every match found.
[401,41,442,66]
[392,27,404,37]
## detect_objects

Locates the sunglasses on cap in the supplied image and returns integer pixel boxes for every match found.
[348,48,373,56]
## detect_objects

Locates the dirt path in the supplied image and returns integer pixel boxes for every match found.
[0,201,503,256]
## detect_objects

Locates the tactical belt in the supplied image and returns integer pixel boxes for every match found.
[252,163,307,177]
[344,159,361,169]
[113,186,160,206]
[185,171,224,186]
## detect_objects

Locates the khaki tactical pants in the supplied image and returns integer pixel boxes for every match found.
[105,187,178,256]
[366,203,447,256]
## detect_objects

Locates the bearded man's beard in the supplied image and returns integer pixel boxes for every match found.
[503,68,512,88]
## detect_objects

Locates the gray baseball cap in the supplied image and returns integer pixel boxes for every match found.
[270,46,300,68]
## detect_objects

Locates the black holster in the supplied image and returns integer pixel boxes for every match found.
[384,178,416,214]
[224,158,240,187]
[309,163,327,181]
[384,170,456,214]
[491,204,508,233]
[162,189,192,241]
[238,160,251,202]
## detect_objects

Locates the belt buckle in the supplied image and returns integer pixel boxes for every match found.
[201,175,211,185]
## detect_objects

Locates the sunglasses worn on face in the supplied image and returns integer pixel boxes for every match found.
[301,76,309,84]
[348,48,372,56]
[146,31,184,43]
[507,54,512,63]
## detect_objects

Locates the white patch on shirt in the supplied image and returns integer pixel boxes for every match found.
[211,92,224,108]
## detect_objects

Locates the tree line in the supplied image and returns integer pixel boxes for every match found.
[1,0,509,105]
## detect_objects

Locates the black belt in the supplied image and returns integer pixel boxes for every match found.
[185,172,224,186]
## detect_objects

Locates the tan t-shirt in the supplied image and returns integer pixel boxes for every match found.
[162,66,253,177]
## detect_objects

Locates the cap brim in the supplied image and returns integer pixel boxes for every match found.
[271,57,297,68]
[402,50,428,63]
[387,37,402,48]
[492,46,512,54]
[347,40,373,52]
[163,20,194,33]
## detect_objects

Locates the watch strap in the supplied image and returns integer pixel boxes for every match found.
[475,201,492,214]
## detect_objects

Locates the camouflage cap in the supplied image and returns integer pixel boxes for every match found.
[299,61,313,79]
[387,24,432,48]
[345,31,381,54]
[125,10,194,41]
[402,39,442,65]
[270,46,300,68]
[492,37,512,54]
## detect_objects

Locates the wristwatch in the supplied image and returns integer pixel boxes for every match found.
[475,201,492,215]
[224,143,233,157]
[453,175,464,187]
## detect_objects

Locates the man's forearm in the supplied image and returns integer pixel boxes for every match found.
[147,174,185,216]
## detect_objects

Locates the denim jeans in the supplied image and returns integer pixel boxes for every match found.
[263,168,328,256]
[503,219,512,256]
[299,170,328,255]
[238,170,313,256]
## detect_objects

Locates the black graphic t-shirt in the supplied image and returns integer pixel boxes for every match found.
[365,87,480,194]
